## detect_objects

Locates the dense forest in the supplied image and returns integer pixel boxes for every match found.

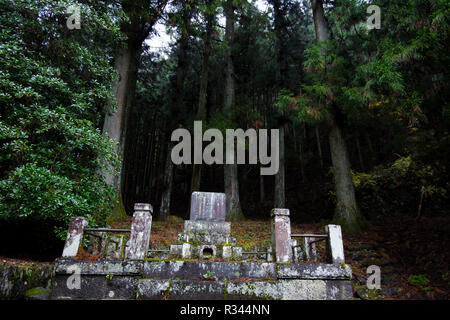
[0,0,449,298]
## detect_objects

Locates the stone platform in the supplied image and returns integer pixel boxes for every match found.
[177,220,236,245]
[51,259,352,300]
[52,199,353,300]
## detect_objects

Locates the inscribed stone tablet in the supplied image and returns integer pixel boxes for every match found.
[190,192,226,222]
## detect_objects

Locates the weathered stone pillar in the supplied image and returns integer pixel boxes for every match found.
[271,208,293,263]
[232,247,242,260]
[267,246,273,262]
[304,237,318,261]
[291,239,303,263]
[222,245,232,259]
[326,224,345,264]
[62,217,88,257]
[182,243,192,258]
[126,203,153,260]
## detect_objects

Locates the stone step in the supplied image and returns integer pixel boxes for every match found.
[50,259,353,300]
[143,261,276,280]
[137,279,353,300]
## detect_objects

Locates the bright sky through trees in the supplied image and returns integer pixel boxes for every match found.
[146,0,269,53]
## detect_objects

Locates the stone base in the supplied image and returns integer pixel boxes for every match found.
[177,220,236,245]
[168,244,242,260]
[51,259,141,300]
[143,261,277,280]
[184,220,231,234]
[137,279,353,300]
[177,232,236,245]
[51,259,353,300]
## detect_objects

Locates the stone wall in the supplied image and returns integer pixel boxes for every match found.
[0,264,54,300]
[51,259,353,300]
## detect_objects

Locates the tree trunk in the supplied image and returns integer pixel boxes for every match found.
[102,40,139,220]
[365,132,375,166]
[224,0,235,110]
[274,125,286,208]
[311,0,329,43]
[315,125,324,170]
[260,174,265,203]
[191,5,214,194]
[159,7,191,220]
[224,0,243,221]
[310,0,364,232]
[102,0,168,218]
[271,0,288,208]
[299,134,305,182]
[102,44,136,190]
[356,135,365,171]
[159,142,174,220]
[224,161,243,221]
[328,118,362,232]
[196,9,213,121]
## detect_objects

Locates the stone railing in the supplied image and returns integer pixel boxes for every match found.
[62,203,345,265]
[62,203,153,260]
[271,208,345,264]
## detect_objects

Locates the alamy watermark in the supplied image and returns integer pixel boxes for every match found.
[366,265,381,290]
[66,5,81,29]
[66,264,81,290]
[171,121,280,175]
[366,5,381,30]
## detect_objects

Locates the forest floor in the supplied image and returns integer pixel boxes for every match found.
[1,216,448,300]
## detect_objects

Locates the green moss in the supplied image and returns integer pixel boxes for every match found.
[354,283,384,300]
[25,287,48,297]
[229,207,245,221]
[223,285,231,300]
[108,193,128,221]
[146,257,173,262]
[333,203,367,234]
[408,274,430,287]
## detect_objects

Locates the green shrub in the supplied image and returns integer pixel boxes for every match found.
[351,156,447,220]
[408,274,430,287]
[0,1,122,239]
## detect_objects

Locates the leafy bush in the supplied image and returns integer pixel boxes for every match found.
[408,274,430,287]
[352,156,447,219]
[0,1,122,239]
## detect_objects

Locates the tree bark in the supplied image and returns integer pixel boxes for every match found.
[315,125,324,170]
[260,174,265,203]
[365,132,375,166]
[224,0,243,221]
[271,0,287,208]
[102,40,139,220]
[102,43,137,191]
[299,133,305,182]
[102,0,168,218]
[328,118,362,232]
[356,135,365,171]
[224,0,235,110]
[274,125,286,208]
[191,4,214,194]
[159,6,191,220]
[311,0,329,43]
[159,142,174,220]
[310,0,364,232]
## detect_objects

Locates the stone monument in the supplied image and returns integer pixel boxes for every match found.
[174,192,237,259]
